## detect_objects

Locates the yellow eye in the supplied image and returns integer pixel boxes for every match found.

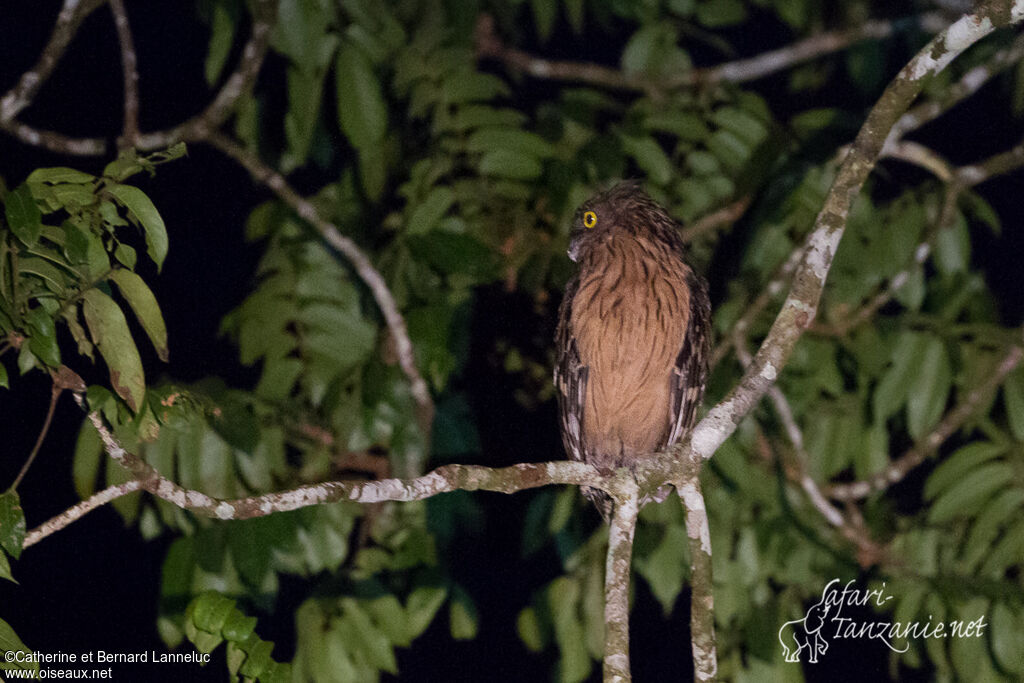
[583,211,597,229]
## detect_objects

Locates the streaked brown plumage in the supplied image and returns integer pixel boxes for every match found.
[554,181,711,520]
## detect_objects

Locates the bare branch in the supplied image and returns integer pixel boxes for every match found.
[682,3,1021,467]
[207,131,435,467]
[0,0,107,123]
[603,479,639,683]
[23,481,143,549]
[109,0,139,148]
[957,136,1024,184]
[827,341,1023,501]
[680,196,750,244]
[135,0,277,150]
[7,383,63,493]
[476,12,946,92]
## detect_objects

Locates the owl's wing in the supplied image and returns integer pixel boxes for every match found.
[554,277,588,463]
[667,271,712,445]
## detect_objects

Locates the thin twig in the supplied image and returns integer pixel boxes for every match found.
[8,384,62,493]
[827,341,1024,501]
[603,479,640,683]
[681,196,751,244]
[206,131,435,468]
[23,481,143,549]
[476,12,946,92]
[109,0,140,148]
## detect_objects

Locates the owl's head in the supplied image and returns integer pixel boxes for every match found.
[567,180,683,262]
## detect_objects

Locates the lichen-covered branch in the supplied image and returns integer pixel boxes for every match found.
[23,481,143,549]
[69,393,602,524]
[603,478,639,683]
[677,467,716,682]
[886,31,1024,146]
[683,1,1022,467]
[207,131,435,461]
[476,12,946,92]
[828,340,1024,501]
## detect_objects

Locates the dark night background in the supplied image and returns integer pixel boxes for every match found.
[0,2,1021,682]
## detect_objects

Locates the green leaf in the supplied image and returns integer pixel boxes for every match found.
[927,462,1014,524]
[0,491,26,559]
[106,184,169,269]
[204,0,236,85]
[73,421,103,499]
[924,442,1006,500]
[619,135,673,185]
[0,618,36,672]
[906,336,951,439]
[0,364,7,389]
[696,0,746,27]
[478,150,542,180]
[933,212,970,275]
[82,289,146,411]
[466,128,555,159]
[1004,367,1024,441]
[336,41,388,150]
[962,488,1024,570]
[405,584,447,639]
[635,524,688,615]
[517,607,546,651]
[531,0,557,41]
[5,184,42,247]
[406,187,455,235]
[449,588,478,640]
[27,167,96,185]
[0,551,12,583]
[109,269,169,362]
[990,602,1024,674]
[25,306,60,367]
[873,331,927,423]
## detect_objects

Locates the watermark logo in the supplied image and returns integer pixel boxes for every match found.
[778,579,988,663]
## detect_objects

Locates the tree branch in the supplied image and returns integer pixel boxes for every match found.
[476,12,946,92]
[827,340,1024,501]
[23,481,143,549]
[682,2,1021,467]
[109,0,139,148]
[135,0,277,150]
[65,393,605,524]
[680,196,750,244]
[0,0,107,123]
[678,469,716,682]
[603,479,639,683]
[886,31,1024,146]
[206,131,435,466]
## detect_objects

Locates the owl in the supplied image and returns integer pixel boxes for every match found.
[554,181,711,520]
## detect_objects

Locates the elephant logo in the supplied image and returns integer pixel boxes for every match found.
[778,588,832,663]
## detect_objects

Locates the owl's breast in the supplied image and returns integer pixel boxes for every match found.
[569,234,691,468]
